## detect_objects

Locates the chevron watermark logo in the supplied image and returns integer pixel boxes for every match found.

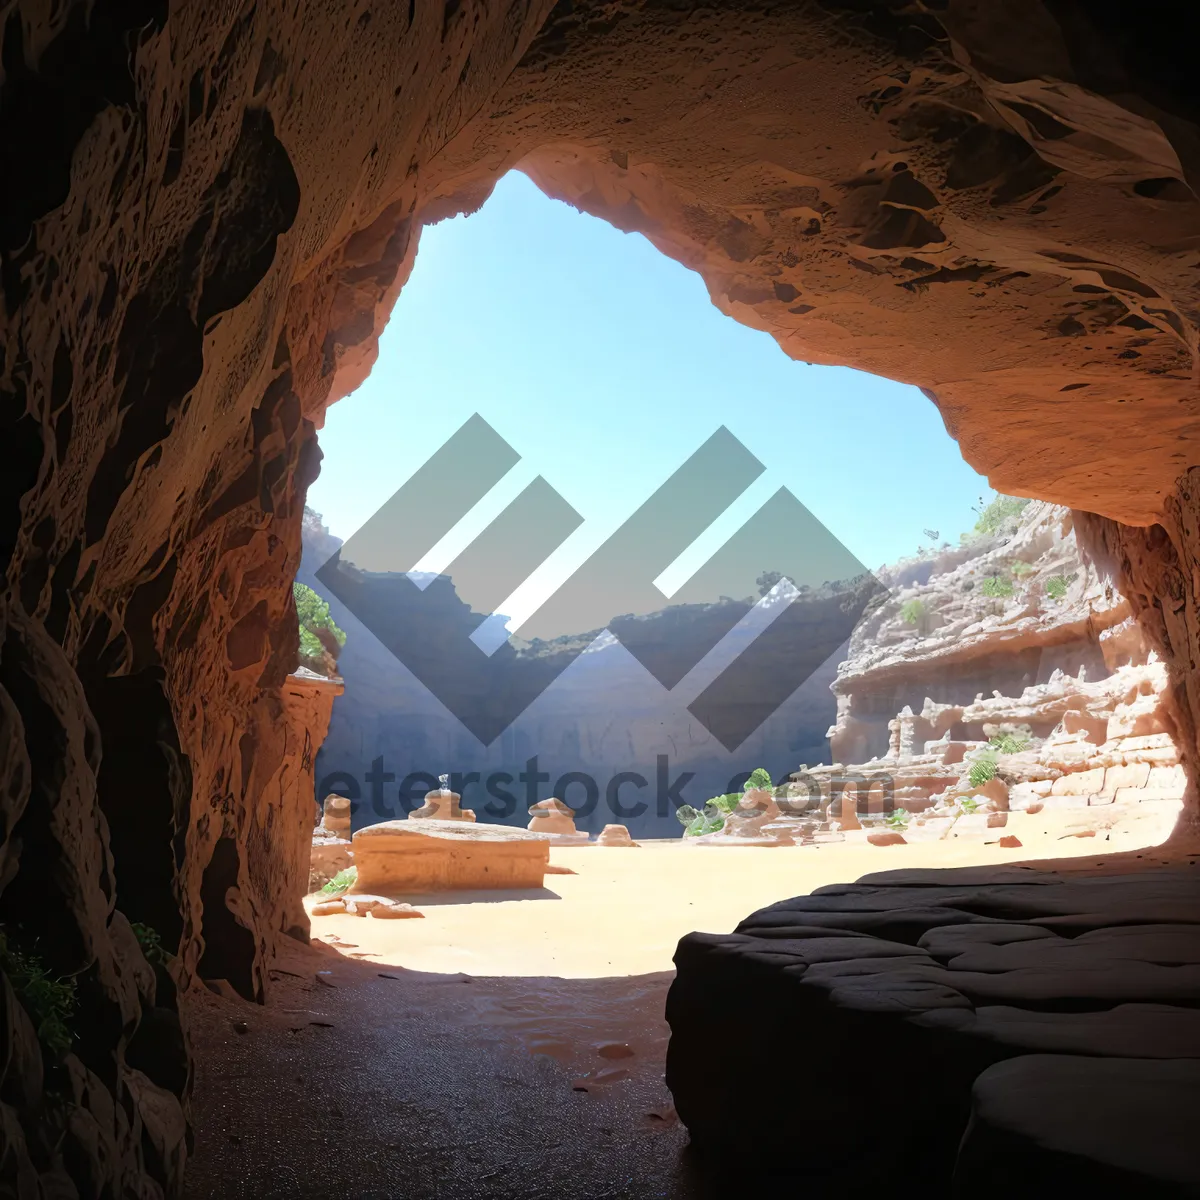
[316,414,886,750]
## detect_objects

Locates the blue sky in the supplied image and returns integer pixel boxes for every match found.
[308,171,992,627]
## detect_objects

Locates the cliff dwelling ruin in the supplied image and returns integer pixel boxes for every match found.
[2,1,1199,1196]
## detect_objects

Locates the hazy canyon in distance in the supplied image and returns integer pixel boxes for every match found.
[299,511,864,839]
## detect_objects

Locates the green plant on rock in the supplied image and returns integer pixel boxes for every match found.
[0,933,76,1060]
[675,804,698,828]
[320,866,358,896]
[966,494,1030,540]
[958,796,981,815]
[885,808,909,830]
[900,598,928,630]
[981,575,1015,599]
[130,922,170,966]
[967,749,998,788]
[294,582,347,673]
[989,732,1030,755]
[745,768,772,791]
[708,793,742,816]
[1045,574,1071,601]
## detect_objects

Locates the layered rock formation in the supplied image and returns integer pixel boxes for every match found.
[3,2,1200,1192]
[739,502,1185,843]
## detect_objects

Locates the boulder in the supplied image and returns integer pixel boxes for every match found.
[867,831,906,846]
[527,798,590,843]
[321,793,352,835]
[596,824,638,847]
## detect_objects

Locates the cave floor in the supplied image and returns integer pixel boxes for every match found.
[182,954,701,1200]
[182,807,1183,1199]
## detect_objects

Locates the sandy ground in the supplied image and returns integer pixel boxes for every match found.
[182,802,1179,1199]
[303,802,1180,977]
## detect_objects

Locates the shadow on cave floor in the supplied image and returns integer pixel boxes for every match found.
[182,944,712,1200]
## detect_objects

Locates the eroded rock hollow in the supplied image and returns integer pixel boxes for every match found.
[1,0,1198,1192]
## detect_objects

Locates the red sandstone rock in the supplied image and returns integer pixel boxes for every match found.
[868,831,907,847]
[4,4,1200,1190]
[352,820,550,892]
[998,836,1023,848]
[597,824,639,847]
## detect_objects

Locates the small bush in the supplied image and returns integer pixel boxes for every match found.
[968,751,998,788]
[981,575,1015,599]
[131,922,170,966]
[1045,575,1071,601]
[989,732,1030,755]
[294,583,347,672]
[320,866,358,895]
[885,808,909,830]
[900,598,927,627]
[675,804,698,827]
[970,494,1030,538]
[0,933,76,1059]
[958,796,981,815]
[708,793,742,815]
[745,768,772,791]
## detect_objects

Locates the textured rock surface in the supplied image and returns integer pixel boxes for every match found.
[761,503,1187,845]
[309,792,354,892]
[409,787,476,822]
[351,819,550,893]
[596,824,639,847]
[275,670,341,935]
[666,864,1200,1193]
[3,2,1200,1191]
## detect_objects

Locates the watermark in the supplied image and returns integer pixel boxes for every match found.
[318,756,900,824]
[316,414,885,750]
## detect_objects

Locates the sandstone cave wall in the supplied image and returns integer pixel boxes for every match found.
[1,2,1199,1192]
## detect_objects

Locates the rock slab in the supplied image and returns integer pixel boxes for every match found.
[666,865,1200,1195]
[351,820,549,893]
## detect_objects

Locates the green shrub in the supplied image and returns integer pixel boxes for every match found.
[900,598,927,627]
[967,750,998,788]
[294,583,346,669]
[885,808,909,830]
[0,933,76,1060]
[970,494,1030,538]
[708,793,742,815]
[130,922,170,966]
[981,575,1015,599]
[958,796,981,815]
[675,804,698,828]
[320,866,358,895]
[745,768,772,791]
[1045,575,1070,601]
[989,732,1030,755]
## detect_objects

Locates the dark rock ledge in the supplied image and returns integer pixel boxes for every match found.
[666,866,1200,1196]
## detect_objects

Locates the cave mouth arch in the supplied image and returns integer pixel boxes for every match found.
[301,166,1001,852]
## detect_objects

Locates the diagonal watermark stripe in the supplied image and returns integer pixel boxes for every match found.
[316,414,887,749]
